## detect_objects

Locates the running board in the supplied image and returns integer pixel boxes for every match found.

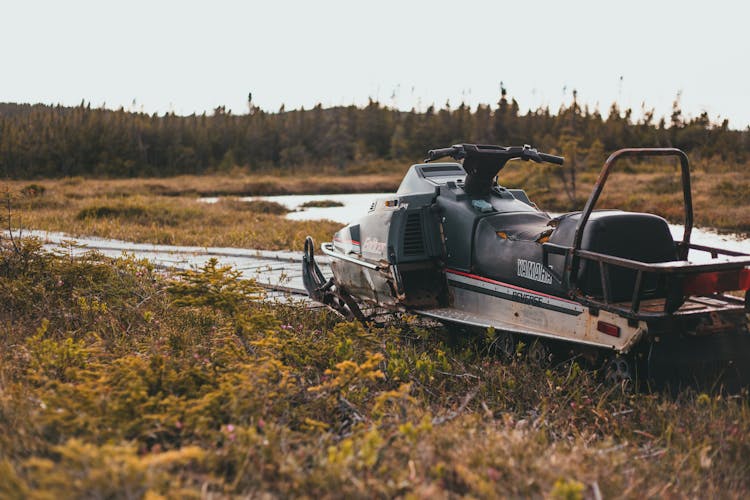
[419,271,649,353]
[415,307,619,350]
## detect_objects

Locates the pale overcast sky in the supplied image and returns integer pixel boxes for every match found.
[3,0,749,127]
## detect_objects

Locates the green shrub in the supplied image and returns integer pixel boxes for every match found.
[167,258,264,318]
[2,238,750,497]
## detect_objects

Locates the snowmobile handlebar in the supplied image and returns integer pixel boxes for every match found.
[425,146,464,162]
[425,144,564,196]
[537,152,565,165]
[425,144,563,166]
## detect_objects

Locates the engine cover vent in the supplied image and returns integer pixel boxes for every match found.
[403,211,425,256]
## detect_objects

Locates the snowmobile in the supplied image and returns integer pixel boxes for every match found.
[303,144,750,385]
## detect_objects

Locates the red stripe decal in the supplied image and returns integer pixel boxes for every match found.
[445,268,578,304]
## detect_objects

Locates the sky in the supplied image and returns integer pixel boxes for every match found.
[3,0,749,128]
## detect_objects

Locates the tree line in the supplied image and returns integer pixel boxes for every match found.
[1,89,748,179]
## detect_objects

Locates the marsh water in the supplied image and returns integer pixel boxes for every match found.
[20,193,750,275]
[200,192,750,260]
[199,192,382,223]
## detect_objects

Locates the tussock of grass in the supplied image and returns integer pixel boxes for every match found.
[300,199,345,208]
[20,184,46,197]
[1,239,750,497]
[77,205,149,220]
[220,198,290,214]
[73,199,205,229]
[648,172,683,195]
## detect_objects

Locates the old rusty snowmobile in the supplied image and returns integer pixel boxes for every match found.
[303,144,750,385]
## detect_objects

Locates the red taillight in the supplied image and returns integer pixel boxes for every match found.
[597,321,620,337]
[683,268,750,296]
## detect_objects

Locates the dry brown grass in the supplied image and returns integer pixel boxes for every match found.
[4,187,342,251]
[3,162,749,252]
[2,173,404,250]
[8,172,403,198]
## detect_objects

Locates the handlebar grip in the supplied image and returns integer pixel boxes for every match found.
[426,147,458,161]
[538,152,564,165]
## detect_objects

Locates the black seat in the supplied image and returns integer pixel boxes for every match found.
[548,211,678,301]
[472,210,679,301]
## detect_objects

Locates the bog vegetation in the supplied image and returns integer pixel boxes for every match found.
[1,238,750,498]
[5,156,750,239]
[1,90,749,178]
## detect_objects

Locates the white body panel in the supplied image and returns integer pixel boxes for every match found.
[418,270,647,353]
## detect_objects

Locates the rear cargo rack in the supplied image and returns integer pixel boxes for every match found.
[542,148,750,319]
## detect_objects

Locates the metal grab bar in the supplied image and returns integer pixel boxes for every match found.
[570,247,750,316]
[574,249,750,274]
[570,149,693,290]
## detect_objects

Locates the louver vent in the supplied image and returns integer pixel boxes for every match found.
[403,211,425,256]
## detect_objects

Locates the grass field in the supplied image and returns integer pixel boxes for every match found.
[1,165,749,497]
[1,240,749,498]
[4,188,342,252]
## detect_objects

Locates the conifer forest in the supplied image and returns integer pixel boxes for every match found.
[2,90,748,179]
